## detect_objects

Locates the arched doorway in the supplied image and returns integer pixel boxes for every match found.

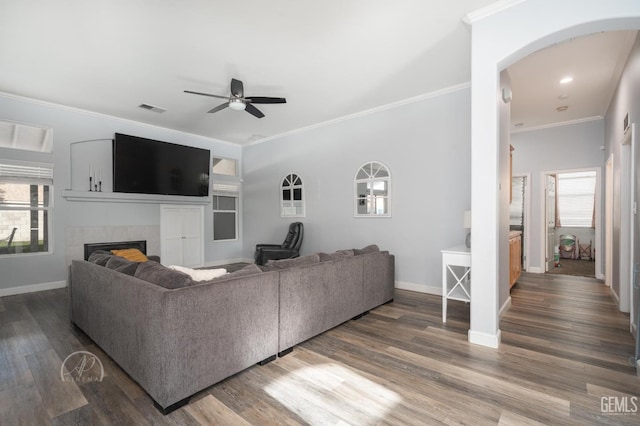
[467,1,640,348]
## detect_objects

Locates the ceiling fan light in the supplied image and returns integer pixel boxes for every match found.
[229,99,246,111]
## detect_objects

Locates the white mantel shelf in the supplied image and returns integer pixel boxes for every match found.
[61,190,210,205]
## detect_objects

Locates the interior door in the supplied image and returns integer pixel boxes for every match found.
[545,174,556,272]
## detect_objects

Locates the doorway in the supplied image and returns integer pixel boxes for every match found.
[542,169,600,279]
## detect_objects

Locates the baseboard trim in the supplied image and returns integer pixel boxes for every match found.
[468,329,501,348]
[610,287,620,305]
[499,296,512,319]
[527,267,543,274]
[0,280,67,297]
[395,281,441,296]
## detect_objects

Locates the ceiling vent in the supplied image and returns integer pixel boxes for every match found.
[138,103,166,113]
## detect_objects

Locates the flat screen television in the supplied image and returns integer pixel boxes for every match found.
[113,133,210,196]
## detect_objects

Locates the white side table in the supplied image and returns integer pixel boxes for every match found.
[441,245,471,323]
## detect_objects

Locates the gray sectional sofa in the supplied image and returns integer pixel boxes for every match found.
[69,244,394,414]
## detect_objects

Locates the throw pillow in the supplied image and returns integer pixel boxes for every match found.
[88,250,112,266]
[111,248,149,262]
[353,244,380,255]
[168,265,228,282]
[134,261,193,289]
[335,249,354,256]
[105,256,133,270]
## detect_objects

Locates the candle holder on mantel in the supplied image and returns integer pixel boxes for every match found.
[98,181,102,192]
[89,176,93,192]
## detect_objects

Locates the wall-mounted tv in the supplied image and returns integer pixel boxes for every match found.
[113,133,210,196]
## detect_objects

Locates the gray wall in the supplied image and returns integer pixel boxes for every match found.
[243,87,472,292]
[604,32,640,316]
[511,119,605,272]
[0,94,242,291]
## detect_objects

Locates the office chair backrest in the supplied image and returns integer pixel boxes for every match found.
[282,222,303,250]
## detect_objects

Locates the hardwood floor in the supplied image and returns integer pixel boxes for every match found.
[1,272,638,425]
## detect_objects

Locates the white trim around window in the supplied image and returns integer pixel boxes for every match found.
[354,161,391,217]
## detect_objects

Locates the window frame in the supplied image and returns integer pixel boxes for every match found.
[354,161,391,218]
[0,159,54,257]
[212,183,239,242]
[280,172,305,218]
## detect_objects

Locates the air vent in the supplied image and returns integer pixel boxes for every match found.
[138,103,166,113]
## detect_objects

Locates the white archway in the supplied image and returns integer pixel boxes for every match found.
[468,0,640,348]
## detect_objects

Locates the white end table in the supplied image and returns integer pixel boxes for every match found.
[441,245,471,322]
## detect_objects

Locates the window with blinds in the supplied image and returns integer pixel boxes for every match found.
[212,183,239,241]
[0,161,53,255]
[510,176,525,227]
[557,171,596,227]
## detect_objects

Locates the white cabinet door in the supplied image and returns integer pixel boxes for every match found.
[160,205,204,267]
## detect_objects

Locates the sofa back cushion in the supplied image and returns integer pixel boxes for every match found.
[353,244,380,255]
[262,253,320,271]
[87,250,112,266]
[134,261,193,289]
[105,255,139,276]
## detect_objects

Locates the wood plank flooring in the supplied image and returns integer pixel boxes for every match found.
[1,272,638,425]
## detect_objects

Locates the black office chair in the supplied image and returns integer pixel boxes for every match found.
[255,222,304,266]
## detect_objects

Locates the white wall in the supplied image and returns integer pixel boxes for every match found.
[605,32,640,319]
[0,94,242,293]
[511,120,605,272]
[243,87,472,293]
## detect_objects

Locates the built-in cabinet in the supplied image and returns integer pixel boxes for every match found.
[509,230,522,288]
[160,205,204,267]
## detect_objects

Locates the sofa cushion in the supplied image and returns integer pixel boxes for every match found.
[168,265,227,282]
[87,250,112,266]
[353,244,380,255]
[262,254,320,271]
[318,251,351,262]
[134,261,193,289]
[227,263,263,277]
[111,248,149,262]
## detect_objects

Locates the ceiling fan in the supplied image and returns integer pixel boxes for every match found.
[184,78,286,118]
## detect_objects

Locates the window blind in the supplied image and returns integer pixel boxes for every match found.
[557,171,596,227]
[0,161,54,185]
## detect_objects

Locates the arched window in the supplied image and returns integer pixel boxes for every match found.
[354,161,391,217]
[281,173,305,217]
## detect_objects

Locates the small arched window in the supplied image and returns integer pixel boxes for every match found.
[281,173,305,217]
[354,161,391,217]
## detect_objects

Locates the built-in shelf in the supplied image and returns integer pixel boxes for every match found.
[61,190,210,205]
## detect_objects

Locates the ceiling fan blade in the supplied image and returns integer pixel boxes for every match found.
[184,90,230,100]
[230,78,244,98]
[245,103,265,118]
[207,103,229,114]
[245,97,287,104]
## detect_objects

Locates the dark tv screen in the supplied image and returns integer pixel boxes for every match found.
[113,133,210,196]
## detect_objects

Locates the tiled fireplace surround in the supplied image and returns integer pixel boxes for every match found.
[65,225,160,266]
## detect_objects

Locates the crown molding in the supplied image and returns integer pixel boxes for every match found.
[0,91,238,148]
[511,115,603,134]
[246,82,471,147]
[463,0,526,25]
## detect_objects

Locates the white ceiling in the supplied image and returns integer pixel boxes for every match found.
[0,0,496,144]
[0,2,636,145]
[508,30,638,132]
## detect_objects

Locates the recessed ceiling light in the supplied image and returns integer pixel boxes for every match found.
[557,105,569,112]
[560,76,573,84]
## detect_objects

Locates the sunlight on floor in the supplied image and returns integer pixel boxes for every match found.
[264,363,401,424]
